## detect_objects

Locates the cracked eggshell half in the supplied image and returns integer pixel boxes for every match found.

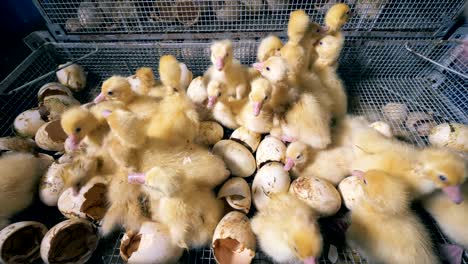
[41,95,80,121]
[38,82,73,102]
[56,63,87,92]
[212,140,256,178]
[0,221,48,264]
[13,108,48,138]
[255,136,286,168]
[58,177,108,222]
[217,177,251,214]
[251,162,290,211]
[369,121,393,138]
[381,102,408,123]
[429,123,468,152]
[35,120,68,152]
[39,162,67,206]
[230,127,261,152]
[120,221,183,264]
[40,219,99,264]
[197,121,224,146]
[338,176,364,210]
[212,211,256,264]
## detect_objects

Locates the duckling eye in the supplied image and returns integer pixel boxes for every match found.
[296,154,302,159]
[225,52,229,57]
[217,92,221,97]
[316,28,320,33]
[319,41,323,45]
[439,175,447,182]
[107,91,113,96]
[264,95,269,100]
[346,11,350,15]
[266,67,271,71]
[75,127,82,133]
[276,48,281,51]
[363,179,368,185]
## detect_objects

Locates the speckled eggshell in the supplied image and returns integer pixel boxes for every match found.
[230,127,261,152]
[217,177,251,214]
[35,120,68,152]
[338,176,364,210]
[255,136,286,168]
[252,162,290,211]
[39,162,67,206]
[212,140,256,178]
[13,109,47,138]
[429,123,468,152]
[197,121,224,146]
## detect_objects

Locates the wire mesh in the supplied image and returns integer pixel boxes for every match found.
[34,0,464,37]
[0,39,466,263]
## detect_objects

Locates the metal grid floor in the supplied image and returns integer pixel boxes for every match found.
[0,39,466,263]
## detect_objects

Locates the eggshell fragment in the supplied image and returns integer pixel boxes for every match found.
[187,76,207,104]
[213,140,256,178]
[40,219,98,264]
[429,123,468,152]
[58,177,108,221]
[39,163,67,206]
[252,162,290,211]
[0,137,36,152]
[230,127,261,152]
[212,211,256,264]
[289,176,341,216]
[38,82,73,102]
[13,109,47,138]
[35,120,68,152]
[56,63,86,91]
[369,121,393,138]
[42,95,80,121]
[405,112,436,136]
[338,176,364,210]
[255,136,286,168]
[197,121,224,146]
[218,177,251,214]
[0,221,48,264]
[382,102,408,123]
[120,221,183,264]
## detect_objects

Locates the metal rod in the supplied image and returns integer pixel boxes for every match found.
[404,42,468,79]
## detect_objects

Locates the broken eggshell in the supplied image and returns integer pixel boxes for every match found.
[56,63,87,92]
[429,123,468,152]
[120,221,183,264]
[217,177,251,214]
[196,121,224,146]
[230,126,261,152]
[212,211,256,264]
[58,177,108,222]
[0,221,48,264]
[40,219,99,264]
[251,162,290,211]
[187,76,207,104]
[289,176,341,217]
[381,102,408,123]
[255,136,286,168]
[38,82,73,102]
[0,136,36,152]
[338,176,364,210]
[13,108,48,138]
[41,95,80,121]
[35,120,68,152]
[405,112,436,136]
[39,162,67,207]
[212,140,256,178]
[369,121,393,138]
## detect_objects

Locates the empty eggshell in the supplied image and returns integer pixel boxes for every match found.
[38,82,73,102]
[405,112,436,136]
[35,120,68,152]
[39,163,67,207]
[230,127,261,152]
[42,95,80,121]
[212,211,256,264]
[58,177,108,221]
[369,121,393,138]
[0,136,36,152]
[212,140,256,178]
[289,176,341,217]
[252,162,290,211]
[338,176,364,210]
[13,108,48,138]
[382,102,408,123]
[120,221,183,264]
[218,177,251,214]
[429,123,468,152]
[187,76,207,104]
[56,63,87,92]
[0,221,48,264]
[40,219,99,264]
[196,121,224,146]
[255,136,286,168]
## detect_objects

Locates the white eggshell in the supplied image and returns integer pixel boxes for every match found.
[0,221,48,264]
[382,102,408,123]
[429,123,468,152]
[405,112,436,136]
[42,95,80,121]
[196,121,224,146]
[252,162,290,211]
[38,82,73,102]
[39,163,67,206]
[212,140,256,178]
[338,176,364,210]
[13,109,47,138]
[35,120,68,152]
[369,121,393,138]
[230,127,261,152]
[120,221,183,264]
[56,63,86,91]
[58,177,108,221]
[187,76,207,104]
[255,136,286,168]
[40,219,99,264]
[212,211,256,264]
[218,177,251,214]
[289,176,341,216]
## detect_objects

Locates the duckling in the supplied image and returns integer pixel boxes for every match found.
[251,193,322,264]
[129,67,158,96]
[207,80,244,129]
[257,35,283,62]
[130,166,224,248]
[61,106,101,152]
[179,62,193,91]
[324,3,351,34]
[345,170,439,264]
[204,40,250,100]
[286,10,310,45]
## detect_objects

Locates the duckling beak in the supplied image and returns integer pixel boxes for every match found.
[442,185,463,204]
[93,92,106,103]
[65,135,80,152]
[252,62,264,72]
[128,172,146,184]
[284,157,295,171]
[253,102,262,116]
[101,110,112,118]
[207,96,217,109]
[215,58,224,71]
[303,256,316,264]
[351,170,365,180]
